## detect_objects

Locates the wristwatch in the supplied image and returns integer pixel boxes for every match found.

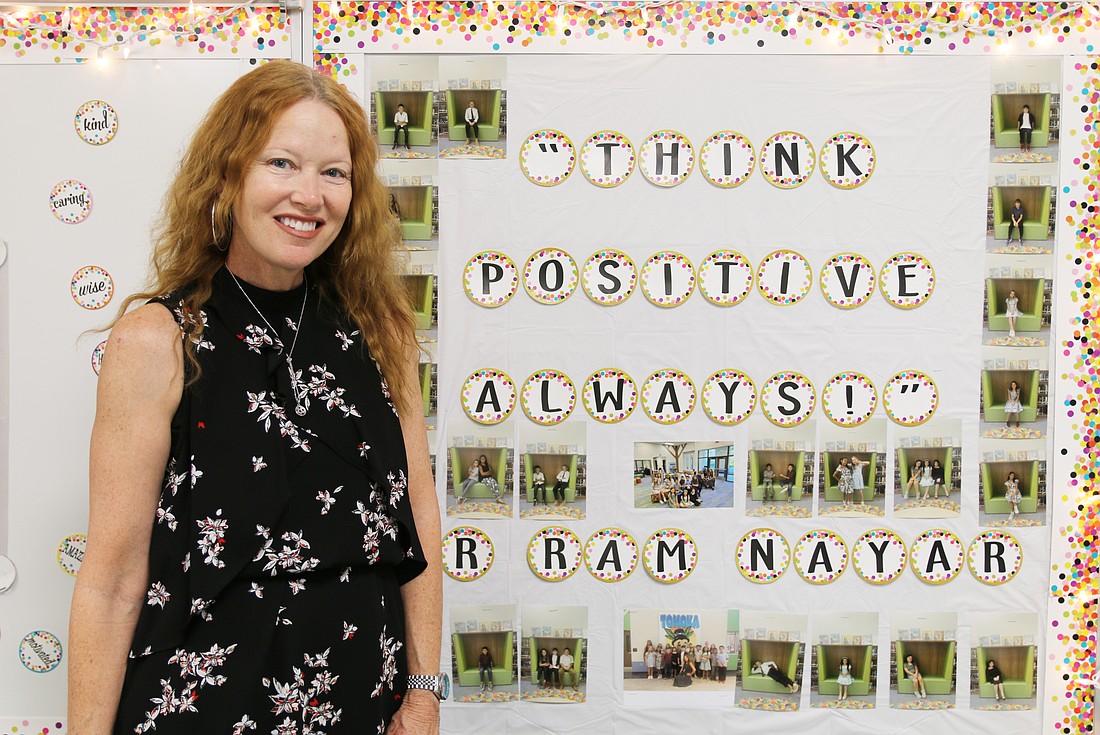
[407,672,450,701]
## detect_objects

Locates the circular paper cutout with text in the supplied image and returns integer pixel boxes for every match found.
[736,528,790,584]
[698,250,753,306]
[699,130,755,188]
[584,528,639,583]
[91,339,107,375]
[760,371,815,427]
[909,529,964,585]
[821,372,877,427]
[463,251,518,307]
[639,130,694,187]
[643,528,698,584]
[882,371,938,426]
[442,526,494,582]
[640,251,695,307]
[582,249,637,305]
[794,530,848,585]
[759,131,815,188]
[579,130,635,187]
[70,265,114,310]
[520,369,577,424]
[879,253,935,309]
[819,132,876,189]
[701,369,757,425]
[528,526,582,582]
[75,100,119,145]
[641,369,696,424]
[820,252,876,309]
[461,368,517,424]
[582,368,638,423]
[57,533,87,577]
[523,248,578,304]
[520,129,575,186]
[756,249,812,305]
[50,179,93,224]
[19,631,63,673]
[852,529,907,585]
[967,530,1022,586]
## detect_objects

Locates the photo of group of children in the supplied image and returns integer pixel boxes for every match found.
[618,609,1036,713]
[978,57,1056,527]
[450,604,588,704]
[370,55,507,160]
[446,422,587,520]
[633,442,736,509]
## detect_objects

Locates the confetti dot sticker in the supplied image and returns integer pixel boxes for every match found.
[879,252,935,309]
[582,249,637,305]
[520,369,577,425]
[759,371,815,427]
[640,251,696,307]
[794,530,848,585]
[735,528,790,584]
[56,533,86,577]
[70,265,114,310]
[641,369,696,424]
[91,339,107,375]
[756,249,812,305]
[819,132,876,189]
[643,528,698,584]
[581,368,638,424]
[699,130,755,188]
[19,631,63,673]
[523,248,578,304]
[460,368,517,425]
[821,372,877,427]
[701,369,756,425]
[882,371,938,426]
[520,129,575,186]
[74,99,118,146]
[463,251,519,307]
[442,526,494,582]
[820,252,876,309]
[967,530,1022,586]
[852,529,907,585]
[759,131,815,189]
[910,529,964,585]
[527,526,582,582]
[639,130,695,187]
[49,179,93,224]
[698,250,753,306]
[584,528,639,582]
[579,130,635,187]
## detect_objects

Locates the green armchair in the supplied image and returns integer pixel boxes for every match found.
[375,90,434,147]
[816,644,874,696]
[418,362,433,417]
[992,186,1051,241]
[741,639,800,693]
[451,447,508,499]
[749,451,805,501]
[527,637,583,685]
[524,453,578,503]
[982,370,1040,423]
[403,275,434,330]
[896,640,955,695]
[445,89,502,142]
[986,278,1045,332]
[981,460,1040,514]
[453,631,514,687]
[992,93,1050,148]
[977,645,1035,699]
[896,448,953,499]
[394,185,434,241]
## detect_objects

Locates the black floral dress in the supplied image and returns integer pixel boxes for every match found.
[114,267,427,735]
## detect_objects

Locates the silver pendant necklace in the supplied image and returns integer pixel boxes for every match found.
[227,267,310,416]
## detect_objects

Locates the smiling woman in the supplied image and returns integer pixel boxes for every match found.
[68,60,442,735]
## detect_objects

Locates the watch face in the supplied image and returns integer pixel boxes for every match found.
[440,672,451,700]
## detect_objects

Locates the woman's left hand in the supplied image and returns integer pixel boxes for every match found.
[387,691,439,735]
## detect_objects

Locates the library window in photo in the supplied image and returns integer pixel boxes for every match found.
[633,441,735,509]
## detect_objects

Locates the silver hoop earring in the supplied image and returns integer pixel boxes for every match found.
[211,201,229,252]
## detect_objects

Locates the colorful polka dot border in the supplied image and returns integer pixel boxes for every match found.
[882,370,938,427]
[520,129,576,187]
[909,528,964,585]
[70,265,114,310]
[879,252,935,309]
[581,249,637,305]
[460,368,517,425]
[463,251,519,307]
[760,371,815,427]
[819,132,876,189]
[640,251,696,307]
[581,368,638,424]
[522,248,578,304]
[579,130,635,188]
[852,528,907,585]
[700,369,756,425]
[698,250,753,306]
[821,372,877,427]
[756,249,812,305]
[74,99,118,146]
[50,179,92,224]
[639,129,694,187]
[793,529,848,585]
[643,528,698,584]
[527,525,583,582]
[967,530,1022,586]
[641,368,696,424]
[699,130,755,188]
[819,252,876,309]
[441,526,494,582]
[520,369,577,425]
[735,528,790,584]
[584,528,639,583]
[759,131,815,189]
